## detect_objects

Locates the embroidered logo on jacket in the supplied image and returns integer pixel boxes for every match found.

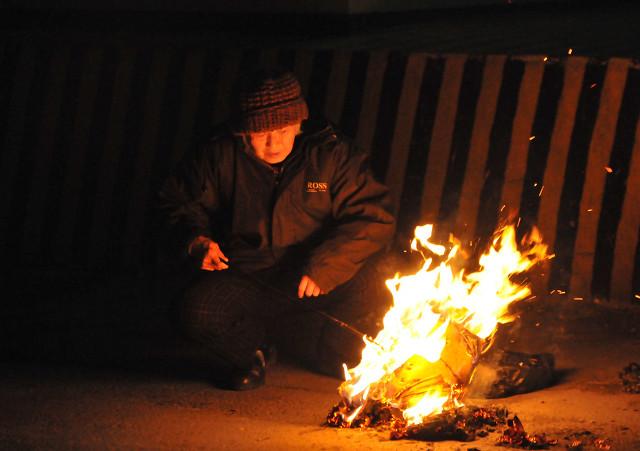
[306,181,329,193]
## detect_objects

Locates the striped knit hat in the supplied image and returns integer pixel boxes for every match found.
[232,69,309,133]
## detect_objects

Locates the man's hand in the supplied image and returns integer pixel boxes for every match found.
[188,236,229,271]
[298,275,325,299]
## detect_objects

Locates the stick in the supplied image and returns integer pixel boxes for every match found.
[238,269,385,350]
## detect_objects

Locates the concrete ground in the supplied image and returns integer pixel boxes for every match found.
[1,271,640,450]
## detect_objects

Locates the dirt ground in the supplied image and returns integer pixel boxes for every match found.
[1,272,639,451]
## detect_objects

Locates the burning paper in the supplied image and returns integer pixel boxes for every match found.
[330,224,549,428]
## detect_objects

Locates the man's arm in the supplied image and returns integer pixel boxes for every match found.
[303,142,395,293]
[157,144,227,269]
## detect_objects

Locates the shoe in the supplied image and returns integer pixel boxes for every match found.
[229,349,267,391]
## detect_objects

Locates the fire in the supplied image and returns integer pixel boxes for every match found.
[336,224,549,427]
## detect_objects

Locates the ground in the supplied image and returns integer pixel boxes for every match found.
[1,271,640,450]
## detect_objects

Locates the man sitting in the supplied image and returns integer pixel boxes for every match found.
[158,68,395,390]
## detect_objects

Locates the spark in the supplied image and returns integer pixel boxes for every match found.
[587,208,593,212]
[529,135,536,141]
[634,294,640,300]
[538,185,544,197]
[543,56,548,62]
[604,166,613,173]
[590,83,598,89]
[568,48,573,55]
[572,297,583,301]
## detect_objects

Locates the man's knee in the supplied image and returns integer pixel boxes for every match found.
[178,270,268,340]
[178,271,239,339]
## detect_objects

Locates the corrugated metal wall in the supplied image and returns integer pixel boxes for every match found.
[1,43,639,303]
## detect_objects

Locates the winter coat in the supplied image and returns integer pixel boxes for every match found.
[158,120,395,293]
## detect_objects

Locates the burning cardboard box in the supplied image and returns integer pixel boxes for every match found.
[327,224,550,432]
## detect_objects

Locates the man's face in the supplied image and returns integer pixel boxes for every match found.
[248,122,301,164]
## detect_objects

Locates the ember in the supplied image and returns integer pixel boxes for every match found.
[619,362,640,393]
[327,402,563,448]
[564,431,612,450]
[497,415,557,449]
[327,401,511,441]
[326,223,551,440]
[393,405,510,442]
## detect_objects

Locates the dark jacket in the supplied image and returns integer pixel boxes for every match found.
[158,120,395,292]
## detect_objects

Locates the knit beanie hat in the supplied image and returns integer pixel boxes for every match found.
[232,69,309,133]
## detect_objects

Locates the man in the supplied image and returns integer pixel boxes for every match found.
[158,68,395,390]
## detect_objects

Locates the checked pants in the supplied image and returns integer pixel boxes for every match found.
[177,257,392,377]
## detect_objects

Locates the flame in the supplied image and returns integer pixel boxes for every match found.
[338,224,548,426]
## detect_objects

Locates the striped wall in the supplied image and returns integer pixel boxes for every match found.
[1,42,639,304]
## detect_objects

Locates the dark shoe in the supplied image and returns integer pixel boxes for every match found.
[229,349,267,391]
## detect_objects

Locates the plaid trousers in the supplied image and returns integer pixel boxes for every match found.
[177,256,392,377]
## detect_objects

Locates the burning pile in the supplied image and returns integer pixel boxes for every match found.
[326,224,549,435]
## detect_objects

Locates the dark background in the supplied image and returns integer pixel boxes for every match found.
[1,0,639,362]
[2,0,640,56]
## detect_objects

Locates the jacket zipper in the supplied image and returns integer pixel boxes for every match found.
[268,165,283,246]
